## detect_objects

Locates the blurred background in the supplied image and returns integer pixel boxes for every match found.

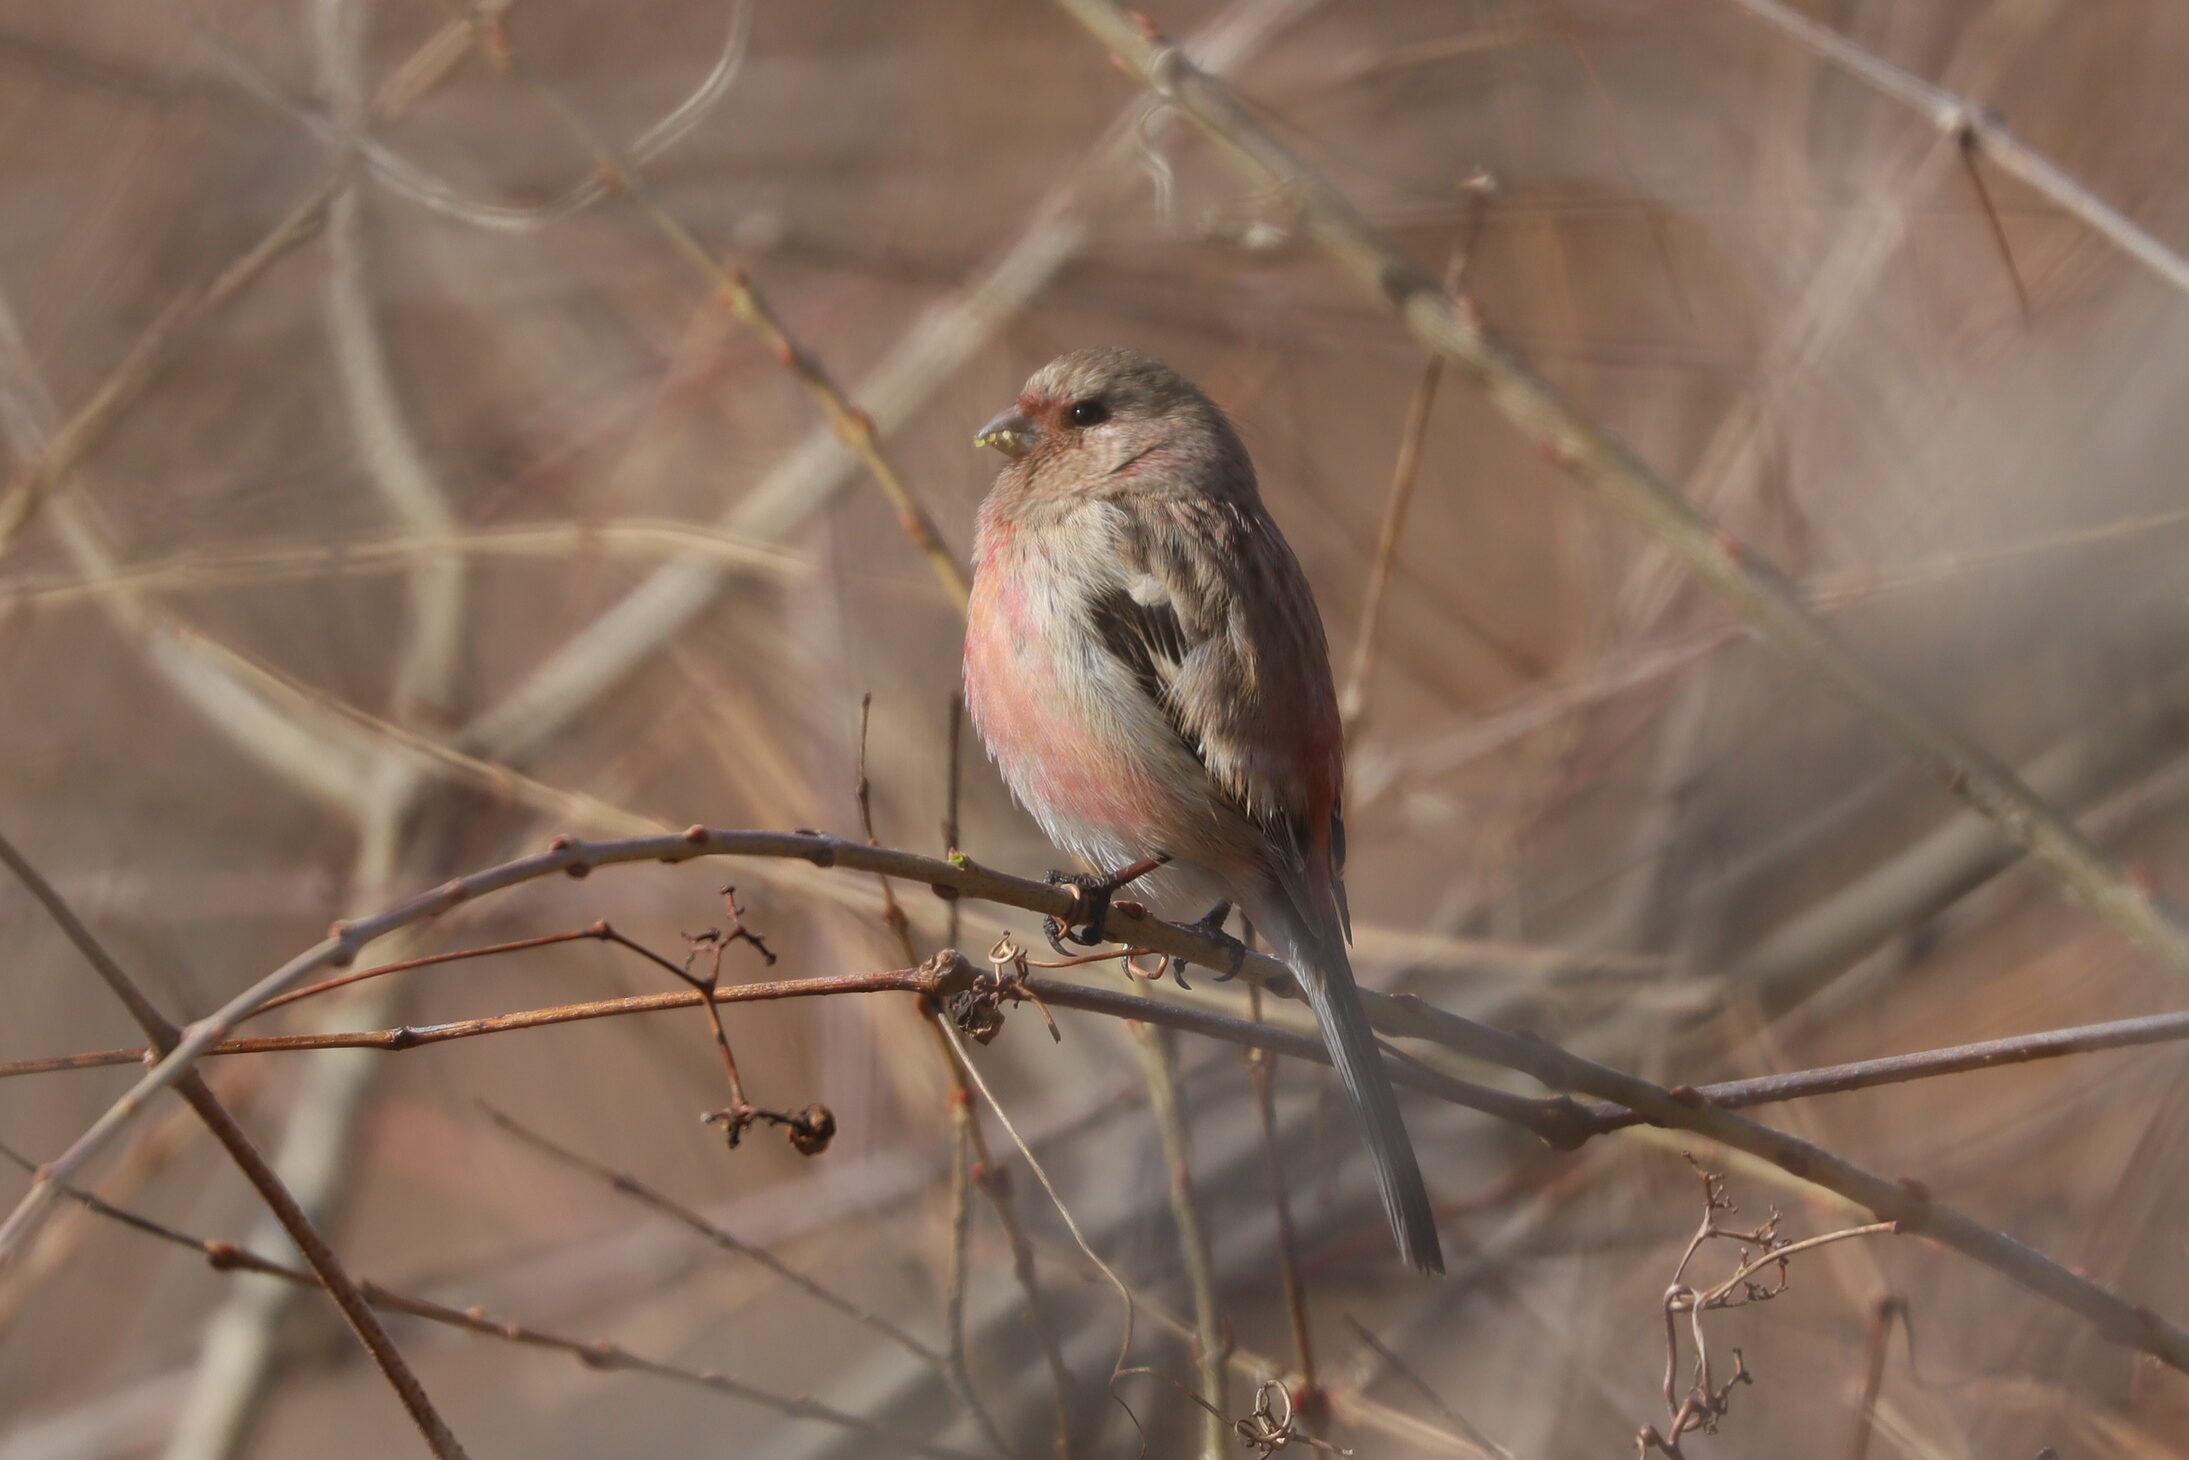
[5,0,2189,1455]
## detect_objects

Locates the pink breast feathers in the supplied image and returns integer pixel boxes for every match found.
[965,555,1165,846]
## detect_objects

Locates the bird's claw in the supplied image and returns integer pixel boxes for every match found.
[1043,869,1118,954]
[1042,857,1171,955]
[1166,900,1246,990]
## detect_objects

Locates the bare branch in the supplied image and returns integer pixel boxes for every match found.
[1718,0,2189,300]
[1043,0,2189,991]
[0,826,469,1459]
[13,1157,988,1460]
[10,828,2185,1376]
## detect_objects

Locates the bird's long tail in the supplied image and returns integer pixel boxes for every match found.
[1254,893,1444,1274]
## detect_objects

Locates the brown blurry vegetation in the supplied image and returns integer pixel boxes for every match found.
[6,1,2189,1457]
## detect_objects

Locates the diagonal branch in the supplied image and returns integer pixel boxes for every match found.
[0,827,469,1458]
[1042,0,2189,989]
[449,0,966,608]
[10,1156,987,1460]
[1717,0,2189,301]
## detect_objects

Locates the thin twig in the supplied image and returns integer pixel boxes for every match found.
[937,1017,1143,1434]
[0,521,805,609]
[484,1108,948,1372]
[1122,995,1227,1458]
[0,179,338,552]
[859,693,920,964]
[1717,0,2189,300]
[1846,1296,1902,1460]
[1956,129,2030,322]
[9,1155,987,1460]
[0,827,469,1458]
[931,1019,1078,1460]
[1343,1316,1511,1460]
[944,693,966,951]
[1045,0,2189,987]
[248,927,614,1017]
[453,0,1319,762]
[449,0,967,607]
[1339,211,1486,729]
[937,1087,1018,1460]
[11,829,2188,1378]
[1556,1006,2189,1137]
[1245,985,1315,1403]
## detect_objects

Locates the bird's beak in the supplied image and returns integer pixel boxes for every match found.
[974,409,1039,459]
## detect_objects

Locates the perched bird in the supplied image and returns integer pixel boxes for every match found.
[963,346,1443,1273]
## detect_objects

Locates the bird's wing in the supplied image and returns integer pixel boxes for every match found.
[1096,496,1350,939]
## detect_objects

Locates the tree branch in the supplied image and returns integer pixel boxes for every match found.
[1041,0,2189,990]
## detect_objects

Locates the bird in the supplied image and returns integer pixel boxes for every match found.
[962,345,1443,1274]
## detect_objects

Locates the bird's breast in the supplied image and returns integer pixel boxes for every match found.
[964,511,1185,855]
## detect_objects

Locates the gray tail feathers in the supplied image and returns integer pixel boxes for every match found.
[1258,897,1444,1275]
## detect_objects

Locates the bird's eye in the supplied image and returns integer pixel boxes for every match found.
[1067,399,1109,427]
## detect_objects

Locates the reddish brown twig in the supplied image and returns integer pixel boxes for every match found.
[672,887,825,1153]
[248,925,616,1018]
[1340,220,1485,728]
[8,827,2189,1382]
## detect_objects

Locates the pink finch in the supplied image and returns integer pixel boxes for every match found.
[963,346,1443,1274]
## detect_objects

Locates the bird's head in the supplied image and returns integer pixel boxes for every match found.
[974,347,1250,502]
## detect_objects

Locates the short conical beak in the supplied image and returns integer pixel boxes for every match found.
[974,409,1039,459]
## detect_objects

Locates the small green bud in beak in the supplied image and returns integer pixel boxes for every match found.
[974,409,1039,459]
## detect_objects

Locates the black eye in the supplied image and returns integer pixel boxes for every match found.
[1067,399,1109,427]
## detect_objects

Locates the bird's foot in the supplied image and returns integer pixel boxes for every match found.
[1042,856,1166,955]
[1166,900,1246,990]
